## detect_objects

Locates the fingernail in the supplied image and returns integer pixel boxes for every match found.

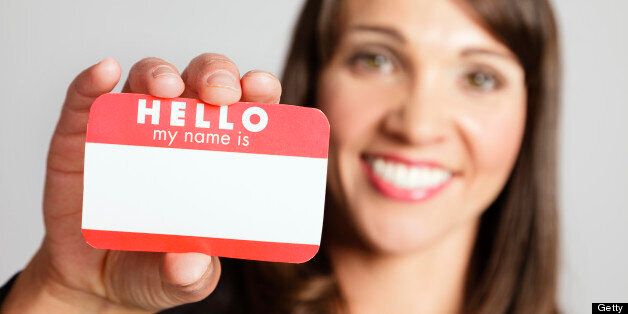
[206,70,238,91]
[152,65,178,79]
[247,70,276,79]
[96,56,114,66]
[172,253,213,286]
[195,255,213,279]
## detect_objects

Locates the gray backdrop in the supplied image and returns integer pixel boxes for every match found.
[0,1,626,313]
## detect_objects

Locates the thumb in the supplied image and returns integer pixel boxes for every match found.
[104,252,220,311]
[160,253,221,307]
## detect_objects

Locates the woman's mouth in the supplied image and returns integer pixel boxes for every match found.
[362,154,453,202]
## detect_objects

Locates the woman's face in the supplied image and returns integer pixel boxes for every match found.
[318,0,526,253]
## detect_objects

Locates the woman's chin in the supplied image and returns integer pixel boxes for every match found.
[339,182,470,257]
[349,207,478,259]
[345,203,440,256]
[376,229,435,256]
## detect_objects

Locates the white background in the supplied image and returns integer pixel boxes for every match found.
[0,1,626,312]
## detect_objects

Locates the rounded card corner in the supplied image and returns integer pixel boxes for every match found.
[292,245,321,264]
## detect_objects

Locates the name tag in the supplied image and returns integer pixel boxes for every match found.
[82,93,329,263]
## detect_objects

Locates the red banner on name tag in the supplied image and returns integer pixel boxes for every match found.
[87,93,329,158]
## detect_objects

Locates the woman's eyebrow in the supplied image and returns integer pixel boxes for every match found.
[349,24,407,43]
[461,47,517,62]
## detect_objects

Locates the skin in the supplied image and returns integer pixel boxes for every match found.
[1,0,526,313]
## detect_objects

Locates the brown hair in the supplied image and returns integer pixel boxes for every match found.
[248,0,560,313]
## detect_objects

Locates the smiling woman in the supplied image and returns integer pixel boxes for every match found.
[261,0,560,313]
[0,0,560,313]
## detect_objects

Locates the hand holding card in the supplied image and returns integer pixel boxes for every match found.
[82,93,329,263]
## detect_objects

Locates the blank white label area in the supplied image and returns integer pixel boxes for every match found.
[82,143,328,245]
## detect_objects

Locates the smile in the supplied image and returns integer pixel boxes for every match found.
[362,154,453,202]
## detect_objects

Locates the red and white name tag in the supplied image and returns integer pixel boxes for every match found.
[82,93,329,263]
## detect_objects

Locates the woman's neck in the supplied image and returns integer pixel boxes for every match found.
[328,220,479,314]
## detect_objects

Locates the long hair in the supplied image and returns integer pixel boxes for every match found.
[251,0,561,313]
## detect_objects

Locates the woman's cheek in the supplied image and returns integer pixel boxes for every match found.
[318,71,394,147]
[456,101,526,202]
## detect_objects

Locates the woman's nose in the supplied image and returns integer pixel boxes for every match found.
[382,78,449,146]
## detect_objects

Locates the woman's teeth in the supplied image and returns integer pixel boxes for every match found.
[370,157,451,189]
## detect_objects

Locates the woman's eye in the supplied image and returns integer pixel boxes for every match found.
[464,70,501,92]
[349,52,395,74]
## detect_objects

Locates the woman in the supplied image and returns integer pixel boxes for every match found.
[0,0,560,313]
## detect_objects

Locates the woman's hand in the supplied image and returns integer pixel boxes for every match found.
[1,54,282,313]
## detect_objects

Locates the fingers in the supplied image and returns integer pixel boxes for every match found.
[123,57,185,98]
[43,58,121,277]
[181,53,242,105]
[47,58,121,175]
[124,54,281,107]
[241,70,282,104]
[55,57,121,136]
